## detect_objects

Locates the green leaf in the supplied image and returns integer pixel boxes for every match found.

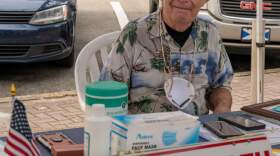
[138,97,153,113]
[147,19,156,31]
[160,103,173,112]
[196,31,208,51]
[122,32,128,44]
[130,96,153,113]
[201,31,208,39]
[116,42,124,54]
[125,22,137,46]
[150,58,165,71]
[154,89,165,96]
[128,30,137,46]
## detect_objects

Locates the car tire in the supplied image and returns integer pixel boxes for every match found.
[149,0,158,13]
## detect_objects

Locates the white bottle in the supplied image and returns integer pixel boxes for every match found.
[84,104,112,156]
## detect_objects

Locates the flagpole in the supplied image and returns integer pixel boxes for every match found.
[0,84,16,119]
[11,83,16,102]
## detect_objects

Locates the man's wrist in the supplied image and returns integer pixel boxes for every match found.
[209,88,232,114]
[213,104,231,114]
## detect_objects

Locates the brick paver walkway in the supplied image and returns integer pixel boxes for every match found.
[1,70,280,136]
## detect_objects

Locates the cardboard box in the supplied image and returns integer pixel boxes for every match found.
[112,111,200,153]
[51,144,84,156]
[126,134,272,156]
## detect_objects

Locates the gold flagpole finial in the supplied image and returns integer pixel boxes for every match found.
[11,83,16,97]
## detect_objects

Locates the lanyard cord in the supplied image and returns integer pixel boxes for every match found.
[159,10,195,82]
[159,10,170,74]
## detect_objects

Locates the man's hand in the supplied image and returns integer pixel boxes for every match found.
[209,88,232,114]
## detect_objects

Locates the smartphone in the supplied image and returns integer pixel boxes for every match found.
[203,120,244,139]
[219,116,266,131]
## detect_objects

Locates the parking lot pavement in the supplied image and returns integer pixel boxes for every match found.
[1,69,280,136]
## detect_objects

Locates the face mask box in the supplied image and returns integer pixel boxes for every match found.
[111,111,200,154]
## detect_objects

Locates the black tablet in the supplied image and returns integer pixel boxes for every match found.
[219,116,266,131]
[203,120,244,139]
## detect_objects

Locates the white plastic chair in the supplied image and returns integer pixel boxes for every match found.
[75,31,120,111]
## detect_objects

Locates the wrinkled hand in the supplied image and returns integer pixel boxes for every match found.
[209,88,232,114]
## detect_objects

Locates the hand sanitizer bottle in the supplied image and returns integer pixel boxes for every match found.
[84,104,112,156]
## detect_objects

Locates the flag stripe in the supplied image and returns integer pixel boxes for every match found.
[31,141,40,156]
[4,144,23,156]
[7,135,33,156]
[6,138,29,156]
[29,141,39,156]
[9,129,37,156]
[4,146,16,156]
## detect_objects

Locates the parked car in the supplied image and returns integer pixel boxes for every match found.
[149,0,280,56]
[0,0,77,67]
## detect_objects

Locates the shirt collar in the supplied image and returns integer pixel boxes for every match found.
[148,10,199,42]
[148,10,168,39]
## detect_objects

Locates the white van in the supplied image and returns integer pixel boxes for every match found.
[150,0,280,55]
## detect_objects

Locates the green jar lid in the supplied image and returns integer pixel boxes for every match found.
[85,80,128,97]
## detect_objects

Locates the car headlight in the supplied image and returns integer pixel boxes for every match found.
[30,5,68,25]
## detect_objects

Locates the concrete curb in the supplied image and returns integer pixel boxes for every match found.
[0,90,77,104]
[1,68,279,104]
[234,68,280,77]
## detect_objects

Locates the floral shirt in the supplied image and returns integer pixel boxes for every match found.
[100,10,233,116]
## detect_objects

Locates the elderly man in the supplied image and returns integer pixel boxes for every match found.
[100,0,233,116]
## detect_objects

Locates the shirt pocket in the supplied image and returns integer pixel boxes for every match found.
[191,52,209,90]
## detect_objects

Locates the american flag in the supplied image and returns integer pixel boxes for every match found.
[4,99,41,156]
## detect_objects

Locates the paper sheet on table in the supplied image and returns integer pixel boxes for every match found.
[256,119,280,145]
[0,140,7,156]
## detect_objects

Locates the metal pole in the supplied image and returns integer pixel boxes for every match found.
[251,20,257,103]
[254,0,265,103]
[11,83,16,102]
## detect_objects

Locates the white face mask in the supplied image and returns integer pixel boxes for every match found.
[164,76,195,109]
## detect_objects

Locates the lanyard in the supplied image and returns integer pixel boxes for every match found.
[159,10,196,110]
[159,10,195,82]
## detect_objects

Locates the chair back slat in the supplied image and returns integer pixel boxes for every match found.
[88,54,100,82]
[100,47,110,69]
[74,31,121,111]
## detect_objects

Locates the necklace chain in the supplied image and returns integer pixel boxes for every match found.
[159,10,195,81]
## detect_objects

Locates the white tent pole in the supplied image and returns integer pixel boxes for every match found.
[253,0,265,103]
[251,20,257,104]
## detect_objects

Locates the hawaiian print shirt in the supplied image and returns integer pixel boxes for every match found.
[100,10,234,116]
